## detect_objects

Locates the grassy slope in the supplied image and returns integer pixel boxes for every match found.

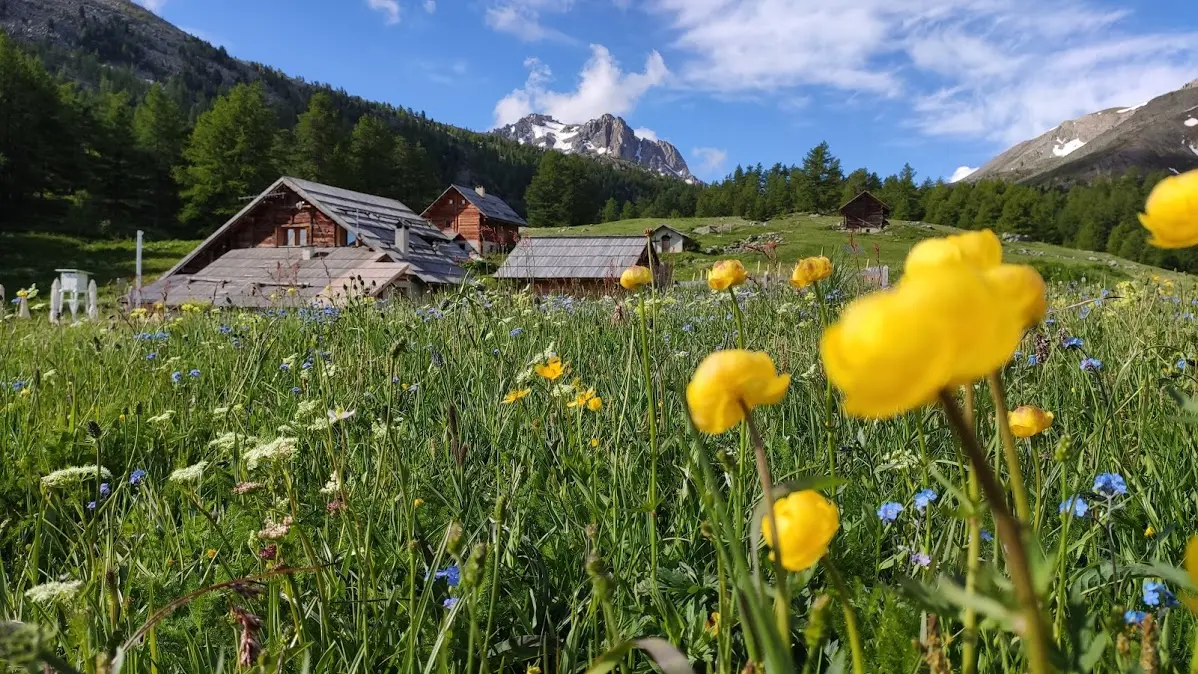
[524,215,1176,283]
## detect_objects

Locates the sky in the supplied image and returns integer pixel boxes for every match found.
[137,0,1198,184]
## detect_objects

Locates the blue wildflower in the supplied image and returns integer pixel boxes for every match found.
[86,501,97,510]
[219,325,232,335]
[911,552,931,568]
[443,597,459,609]
[1179,359,1189,371]
[1093,473,1127,498]
[392,376,400,384]
[1125,610,1147,625]
[913,489,938,513]
[9,297,18,305]
[280,363,291,372]
[99,483,110,498]
[1079,306,1092,319]
[146,352,157,361]
[1063,337,1084,349]
[1143,581,1179,608]
[509,328,523,338]
[188,369,201,378]
[302,360,313,370]
[11,381,25,392]
[1060,496,1089,518]
[981,530,994,543]
[434,566,461,587]
[1027,354,1040,366]
[129,469,146,486]
[492,348,500,356]
[1080,358,1103,372]
[682,323,694,332]
[876,502,903,523]
[171,372,183,384]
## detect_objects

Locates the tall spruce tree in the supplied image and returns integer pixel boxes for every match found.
[525,152,573,227]
[133,84,187,231]
[601,197,619,222]
[287,92,347,184]
[345,115,400,198]
[176,83,277,229]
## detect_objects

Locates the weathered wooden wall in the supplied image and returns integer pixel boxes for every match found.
[425,193,519,253]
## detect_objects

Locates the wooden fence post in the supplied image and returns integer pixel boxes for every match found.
[87,280,99,320]
[49,279,61,325]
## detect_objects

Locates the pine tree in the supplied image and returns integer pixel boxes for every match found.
[601,197,619,222]
[176,83,277,229]
[286,91,347,184]
[133,84,187,231]
[345,115,400,197]
[393,137,440,209]
[525,152,572,227]
[840,168,870,207]
[619,200,636,220]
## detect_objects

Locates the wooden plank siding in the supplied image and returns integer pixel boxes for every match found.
[424,194,519,254]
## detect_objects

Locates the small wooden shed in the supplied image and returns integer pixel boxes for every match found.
[651,225,692,254]
[493,235,665,293]
[839,191,890,230]
[422,185,526,255]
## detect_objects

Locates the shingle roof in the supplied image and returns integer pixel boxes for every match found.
[493,236,650,280]
[422,185,527,227]
[838,190,891,213]
[159,177,467,288]
[652,224,692,239]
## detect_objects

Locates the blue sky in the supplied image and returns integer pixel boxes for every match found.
[139,0,1198,183]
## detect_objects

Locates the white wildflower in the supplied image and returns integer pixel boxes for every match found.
[168,461,208,485]
[147,410,175,425]
[307,418,332,432]
[319,472,341,495]
[41,466,112,489]
[208,432,256,451]
[295,400,321,419]
[258,515,293,540]
[327,408,356,424]
[244,437,298,470]
[42,369,58,382]
[211,406,230,418]
[25,580,83,605]
[277,424,295,434]
[232,481,263,495]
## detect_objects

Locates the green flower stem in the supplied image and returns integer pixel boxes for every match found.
[822,557,866,674]
[635,291,660,590]
[813,283,836,477]
[742,408,790,648]
[728,287,750,545]
[987,373,1032,524]
[961,385,982,674]
[939,391,1051,674]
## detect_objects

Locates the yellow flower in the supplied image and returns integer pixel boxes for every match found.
[705,611,720,635]
[15,289,28,299]
[1185,536,1198,613]
[905,229,1002,275]
[587,396,602,411]
[118,414,126,423]
[413,498,425,508]
[286,287,298,296]
[821,266,1023,418]
[1145,526,1156,538]
[708,260,748,291]
[206,548,217,559]
[790,256,833,289]
[686,350,791,434]
[985,264,1047,328]
[620,265,653,290]
[1139,170,1198,248]
[527,666,542,674]
[589,437,599,448]
[502,388,531,404]
[761,490,840,572]
[1008,405,1054,438]
[535,356,566,381]
[568,388,597,409]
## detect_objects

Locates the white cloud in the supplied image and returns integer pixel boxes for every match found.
[133,0,166,11]
[366,0,401,25]
[634,127,658,141]
[648,0,1198,144]
[493,45,669,126]
[423,0,437,12]
[485,0,575,42]
[949,166,978,182]
[692,147,728,174]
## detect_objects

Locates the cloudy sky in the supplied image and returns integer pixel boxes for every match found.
[139,0,1198,182]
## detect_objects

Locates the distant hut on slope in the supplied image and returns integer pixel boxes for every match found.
[839,191,890,231]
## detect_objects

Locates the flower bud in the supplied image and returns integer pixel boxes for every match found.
[446,521,464,557]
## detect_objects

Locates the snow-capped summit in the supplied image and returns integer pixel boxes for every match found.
[495,113,695,183]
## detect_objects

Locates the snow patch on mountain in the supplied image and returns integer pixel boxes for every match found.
[1052,138,1086,157]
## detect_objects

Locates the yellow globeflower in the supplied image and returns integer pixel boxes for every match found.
[761,490,840,572]
[535,356,566,381]
[620,265,653,290]
[1139,170,1198,249]
[587,396,603,411]
[985,264,1047,328]
[708,260,748,291]
[686,350,790,434]
[790,256,834,289]
[1185,536,1198,613]
[568,388,598,409]
[1007,405,1054,438]
[905,229,1003,276]
[502,388,531,404]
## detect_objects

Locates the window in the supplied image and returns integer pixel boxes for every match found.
[347,231,357,245]
[279,226,310,247]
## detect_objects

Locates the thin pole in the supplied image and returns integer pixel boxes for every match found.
[135,230,144,308]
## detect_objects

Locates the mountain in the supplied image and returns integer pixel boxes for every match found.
[966,78,1198,184]
[495,114,696,183]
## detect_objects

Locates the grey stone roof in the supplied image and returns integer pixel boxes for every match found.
[448,185,527,226]
[493,236,651,280]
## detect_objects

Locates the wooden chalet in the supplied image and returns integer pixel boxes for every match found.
[140,177,469,308]
[493,236,664,293]
[839,191,890,230]
[422,185,526,255]
[651,224,693,254]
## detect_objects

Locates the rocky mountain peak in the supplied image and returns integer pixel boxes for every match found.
[494,113,696,183]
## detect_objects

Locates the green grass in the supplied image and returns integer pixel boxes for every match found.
[1,272,1196,673]
[0,231,201,300]
[526,215,1175,283]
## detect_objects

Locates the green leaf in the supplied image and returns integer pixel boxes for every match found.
[1079,632,1109,673]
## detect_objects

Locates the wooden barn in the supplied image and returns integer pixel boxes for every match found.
[493,236,665,293]
[140,177,469,308]
[839,191,890,230]
[422,185,526,255]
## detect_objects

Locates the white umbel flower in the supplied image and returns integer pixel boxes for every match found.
[25,580,83,605]
[147,410,175,425]
[168,461,208,484]
[208,432,256,451]
[41,466,112,489]
[319,472,341,495]
[244,437,298,470]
